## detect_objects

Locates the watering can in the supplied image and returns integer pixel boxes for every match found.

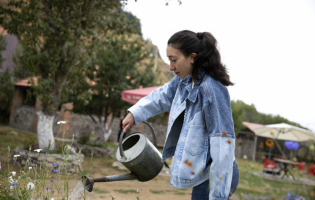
[82,121,164,192]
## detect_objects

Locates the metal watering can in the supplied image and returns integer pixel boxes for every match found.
[82,121,164,192]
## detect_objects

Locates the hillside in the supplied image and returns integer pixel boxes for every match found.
[143,41,173,85]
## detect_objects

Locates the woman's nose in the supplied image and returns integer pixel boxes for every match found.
[169,64,175,71]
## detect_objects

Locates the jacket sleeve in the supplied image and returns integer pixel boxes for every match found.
[128,76,179,124]
[204,82,235,200]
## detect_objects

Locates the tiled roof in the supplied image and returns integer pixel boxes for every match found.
[0,26,7,36]
[15,76,38,87]
[242,121,264,130]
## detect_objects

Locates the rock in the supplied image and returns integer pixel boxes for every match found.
[10,147,84,173]
[8,131,18,136]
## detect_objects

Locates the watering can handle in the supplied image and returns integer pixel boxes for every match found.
[119,121,157,159]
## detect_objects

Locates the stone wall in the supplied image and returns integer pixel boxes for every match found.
[11,105,168,146]
[11,147,84,173]
[12,106,34,131]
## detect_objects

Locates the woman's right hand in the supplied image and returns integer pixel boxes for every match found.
[122,112,135,133]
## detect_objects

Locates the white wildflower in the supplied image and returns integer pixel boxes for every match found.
[27,182,35,190]
[57,121,66,124]
[13,155,20,158]
[34,149,42,153]
[29,167,32,170]
[243,155,248,160]
[11,171,16,176]
[8,176,14,183]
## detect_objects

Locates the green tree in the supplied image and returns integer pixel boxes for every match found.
[231,100,307,135]
[70,34,157,143]
[0,0,138,150]
[0,30,5,65]
[0,32,15,125]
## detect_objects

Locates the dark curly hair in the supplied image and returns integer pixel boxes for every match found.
[167,30,233,86]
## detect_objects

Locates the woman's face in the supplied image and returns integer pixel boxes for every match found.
[167,45,195,79]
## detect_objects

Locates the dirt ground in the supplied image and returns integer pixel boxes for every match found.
[63,156,239,200]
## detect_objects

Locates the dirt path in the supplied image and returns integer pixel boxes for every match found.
[63,157,239,200]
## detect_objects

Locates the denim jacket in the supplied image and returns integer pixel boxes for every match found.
[128,74,236,200]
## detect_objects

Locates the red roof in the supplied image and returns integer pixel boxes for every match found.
[121,86,162,104]
[242,121,264,130]
[0,26,8,36]
[15,77,38,87]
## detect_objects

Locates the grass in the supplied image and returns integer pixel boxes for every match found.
[234,157,315,199]
[92,188,109,194]
[0,126,37,152]
[0,125,93,200]
[1,125,315,200]
[149,190,165,194]
[114,189,138,194]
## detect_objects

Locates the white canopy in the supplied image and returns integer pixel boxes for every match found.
[253,123,315,142]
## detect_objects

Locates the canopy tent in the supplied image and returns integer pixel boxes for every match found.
[121,86,162,104]
[250,123,315,161]
[253,123,315,142]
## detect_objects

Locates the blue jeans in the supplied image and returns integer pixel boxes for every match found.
[191,160,239,200]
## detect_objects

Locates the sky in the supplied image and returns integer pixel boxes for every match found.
[123,0,315,132]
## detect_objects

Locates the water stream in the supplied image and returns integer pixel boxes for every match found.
[69,181,91,200]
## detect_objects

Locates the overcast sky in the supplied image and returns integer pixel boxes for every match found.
[124,0,315,132]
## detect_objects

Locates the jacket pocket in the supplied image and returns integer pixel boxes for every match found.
[184,125,207,156]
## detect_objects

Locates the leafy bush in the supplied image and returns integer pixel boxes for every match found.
[77,132,92,145]
[0,69,14,125]
[22,136,38,151]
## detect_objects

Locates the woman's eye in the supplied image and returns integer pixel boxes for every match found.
[171,60,176,62]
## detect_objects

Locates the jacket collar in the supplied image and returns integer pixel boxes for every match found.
[179,71,205,103]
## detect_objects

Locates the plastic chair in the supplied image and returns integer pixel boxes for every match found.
[298,161,306,171]
[263,157,278,174]
[263,157,277,169]
[307,164,315,175]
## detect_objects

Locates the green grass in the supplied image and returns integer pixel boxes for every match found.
[149,190,165,194]
[173,191,186,195]
[0,126,37,152]
[92,188,109,194]
[114,189,138,194]
[235,158,315,199]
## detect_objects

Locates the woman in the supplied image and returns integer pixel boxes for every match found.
[123,30,239,200]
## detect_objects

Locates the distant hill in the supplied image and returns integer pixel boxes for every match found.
[144,41,173,85]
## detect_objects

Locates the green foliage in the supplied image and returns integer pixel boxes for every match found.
[123,11,142,37]
[77,132,92,145]
[71,33,158,124]
[0,0,135,115]
[0,69,14,124]
[231,100,308,135]
[22,136,38,151]
[0,30,14,125]
[0,30,6,65]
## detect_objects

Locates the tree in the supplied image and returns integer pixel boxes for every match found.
[70,33,157,143]
[0,0,137,150]
[231,100,307,135]
[0,32,15,125]
[0,29,5,66]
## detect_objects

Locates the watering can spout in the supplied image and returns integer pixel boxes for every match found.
[82,173,138,192]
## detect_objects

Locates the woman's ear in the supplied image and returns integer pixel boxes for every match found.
[190,53,197,64]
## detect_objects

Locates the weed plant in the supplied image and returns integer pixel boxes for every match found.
[0,123,92,200]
